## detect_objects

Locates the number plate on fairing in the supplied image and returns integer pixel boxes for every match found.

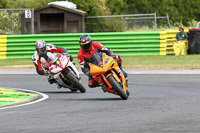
[105,57,110,64]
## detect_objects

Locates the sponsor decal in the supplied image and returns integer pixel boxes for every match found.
[105,57,110,64]
[56,60,60,65]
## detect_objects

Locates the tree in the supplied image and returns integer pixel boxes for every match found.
[0,0,63,8]
[106,0,126,15]
[105,0,200,26]
[0,0,7,8]
[69,0,106,16]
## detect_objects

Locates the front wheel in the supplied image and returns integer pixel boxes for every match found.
[107,75,128,100]
[65,72,86,93]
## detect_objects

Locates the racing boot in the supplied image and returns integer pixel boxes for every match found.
[101,86,107,92]
[121,69,128,78]
[119,68,128,87]
[47,75,56,84]
[55,82,62,89]
[116,56,128,78]
[70,55,74,62]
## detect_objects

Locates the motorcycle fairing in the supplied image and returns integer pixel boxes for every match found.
[89,53,127,94]
[47,53,69,74]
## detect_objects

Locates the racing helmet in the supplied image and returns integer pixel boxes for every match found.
[35,40,47,56]
[79,35,92,52]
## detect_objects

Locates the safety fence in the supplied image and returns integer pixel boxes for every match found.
[0,31,182,59]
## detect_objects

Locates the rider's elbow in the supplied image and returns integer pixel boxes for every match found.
[37,70,45,75]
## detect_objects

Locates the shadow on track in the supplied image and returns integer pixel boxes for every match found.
[60,97,123,101]
[41,91,81,94]
[41,91,127,101]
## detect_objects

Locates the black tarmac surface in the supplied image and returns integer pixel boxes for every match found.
[0,74,200,133]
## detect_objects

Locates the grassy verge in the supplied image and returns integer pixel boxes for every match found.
[0,59,33,67]
[121,55,200,69]
[0,55,200,69]
[0,88,39,107]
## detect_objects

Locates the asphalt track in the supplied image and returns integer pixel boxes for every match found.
[0,74,200,133]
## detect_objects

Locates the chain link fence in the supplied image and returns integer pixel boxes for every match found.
[0,10,170,34]
[0,9,34,35]
[85,13,171,32]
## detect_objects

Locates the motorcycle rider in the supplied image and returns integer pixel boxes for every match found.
[77,34,128,87]
[32,40,73,88]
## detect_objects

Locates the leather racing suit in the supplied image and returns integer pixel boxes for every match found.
[32,43,73,86]
[77,42,125,87]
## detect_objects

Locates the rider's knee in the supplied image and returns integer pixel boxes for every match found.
[88,79,97,87]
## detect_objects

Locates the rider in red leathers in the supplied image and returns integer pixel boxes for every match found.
[77,34,127,87]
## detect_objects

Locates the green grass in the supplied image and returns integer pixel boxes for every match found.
[121,55,200,69]
[0,55,200,69]
[0,58,33,67]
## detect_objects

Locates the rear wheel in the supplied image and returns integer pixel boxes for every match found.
[65,72,86,93]
[107,75,128,100]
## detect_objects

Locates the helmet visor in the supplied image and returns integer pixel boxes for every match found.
[82,43,90,50]
[37,47,46,56]
[81,42,92,51]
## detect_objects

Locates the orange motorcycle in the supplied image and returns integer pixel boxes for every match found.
[84,50,129,100]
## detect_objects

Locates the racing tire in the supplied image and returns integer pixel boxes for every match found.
[126,90,130,97]
[66,72,86,93]
[107,75,128,100]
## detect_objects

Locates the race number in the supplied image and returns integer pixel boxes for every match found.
[25,10,31,18]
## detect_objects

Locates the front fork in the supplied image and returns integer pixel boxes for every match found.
[109,68,127,92]
[62,67,80,81]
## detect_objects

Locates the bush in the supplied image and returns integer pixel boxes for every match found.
[0,10,21,35]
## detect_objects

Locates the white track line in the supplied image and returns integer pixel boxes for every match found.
[0,87,49,110]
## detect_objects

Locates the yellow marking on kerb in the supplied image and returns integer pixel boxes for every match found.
[0,35,7,59]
